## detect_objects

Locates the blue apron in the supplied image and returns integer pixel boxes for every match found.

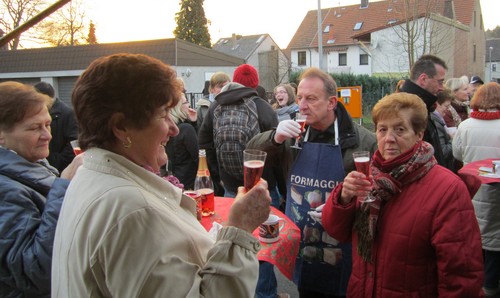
[286,120,352,295]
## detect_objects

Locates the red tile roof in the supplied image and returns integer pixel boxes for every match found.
[287,0,477,49]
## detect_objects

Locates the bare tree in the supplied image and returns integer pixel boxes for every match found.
[0,0,46,49]
[371,0,455,75]
[35,0,87,46]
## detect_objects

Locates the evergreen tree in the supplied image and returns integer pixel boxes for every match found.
[87,20,97,44]
[173,0,211,48]
[486,26,500,39]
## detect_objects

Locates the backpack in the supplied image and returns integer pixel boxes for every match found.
[213,96,260,179]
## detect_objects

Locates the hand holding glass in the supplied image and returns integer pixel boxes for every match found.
[243,149,267,191]
[290,113,307,149]
[352,151,374,203]
[70,140,82,155]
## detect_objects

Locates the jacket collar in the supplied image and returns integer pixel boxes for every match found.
[400,79,437,112]
[83,148,186,208]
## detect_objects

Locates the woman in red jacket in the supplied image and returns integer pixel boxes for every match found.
[322,92,484,297]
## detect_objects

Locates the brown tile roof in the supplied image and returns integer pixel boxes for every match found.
[287,0,476,49]
[0,38,243,73]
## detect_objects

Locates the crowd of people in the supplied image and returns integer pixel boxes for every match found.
[1,52,499,298]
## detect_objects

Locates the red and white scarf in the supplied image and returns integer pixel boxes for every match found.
[353,141,437,262]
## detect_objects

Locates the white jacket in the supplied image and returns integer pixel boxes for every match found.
[453,117,500,250]
[52,148,260,297]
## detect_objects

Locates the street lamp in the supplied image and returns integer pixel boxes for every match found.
[489,46,493,82]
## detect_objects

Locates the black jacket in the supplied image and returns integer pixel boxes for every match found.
[400,79,445,166]
[165,122,199,190]
[198,84,278,194]
[47,98,78,173]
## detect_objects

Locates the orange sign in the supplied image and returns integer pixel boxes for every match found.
[337,86,362,118]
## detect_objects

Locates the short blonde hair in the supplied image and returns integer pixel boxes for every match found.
[209,72,231,91]
[169,93,188,124]
[372,92,428,134]
[445,77,467,92]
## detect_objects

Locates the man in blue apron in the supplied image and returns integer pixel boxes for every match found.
[248,67,377,298]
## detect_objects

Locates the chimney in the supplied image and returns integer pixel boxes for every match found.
[444,0,455,19]
[231,33,237,49]
[361,0,368,8]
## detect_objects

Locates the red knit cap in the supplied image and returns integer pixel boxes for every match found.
[233,64,259,89]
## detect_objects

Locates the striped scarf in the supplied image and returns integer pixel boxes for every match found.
[353,141,437,262]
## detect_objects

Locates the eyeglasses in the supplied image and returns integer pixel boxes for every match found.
[274,90,287,95]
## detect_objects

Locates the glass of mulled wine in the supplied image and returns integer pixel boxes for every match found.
[352,151,375,203]
[243,149,267,191]
[291,113,307,149]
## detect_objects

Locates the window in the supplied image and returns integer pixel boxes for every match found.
[493,64,497,72]
[473,44,476,62]
[324,25,331,33]
[353,22,363,30]
[339,53,347,66]
[473,11,476,27]
[298,51,307,66]
[360,54,369,65]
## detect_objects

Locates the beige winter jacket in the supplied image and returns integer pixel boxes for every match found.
[52,148,260,297]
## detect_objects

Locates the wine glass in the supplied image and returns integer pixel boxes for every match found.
[243,149,267,191]
[290,113,307,149]
[352,151,375,203]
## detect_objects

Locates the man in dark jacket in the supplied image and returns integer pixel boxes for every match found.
[34,82,79,173]
[399,54,447,166]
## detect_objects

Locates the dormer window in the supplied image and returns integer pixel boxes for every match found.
[327,39,335,44]
[324,25,331,33]
[388,19,397,25]
[353,22,363,30]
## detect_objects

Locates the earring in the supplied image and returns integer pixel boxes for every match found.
[123,136,132,149]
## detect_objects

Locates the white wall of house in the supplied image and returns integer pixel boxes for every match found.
[326,46,372,75]
[485,62,499,82]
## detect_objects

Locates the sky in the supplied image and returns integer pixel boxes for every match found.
[84,0,499,49]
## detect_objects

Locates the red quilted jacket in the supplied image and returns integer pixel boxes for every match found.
[323,165,484,297]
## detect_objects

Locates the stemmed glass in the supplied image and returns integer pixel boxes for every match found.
[290,113,307,149]
[352,151,375,203]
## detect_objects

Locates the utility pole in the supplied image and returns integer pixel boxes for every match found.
[317,0,323,71]
[0,0,71,48]
[489,46,493,82]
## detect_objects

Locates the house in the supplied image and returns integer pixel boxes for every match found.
[0,38,244,105]
[287,0,486,79]
[485,38,500,83]
[213,34,289,91]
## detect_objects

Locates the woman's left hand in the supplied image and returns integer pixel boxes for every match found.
[187,108,197,122]
[339,171,373,205]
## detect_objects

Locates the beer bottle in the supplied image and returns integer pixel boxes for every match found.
[194,149,215,216]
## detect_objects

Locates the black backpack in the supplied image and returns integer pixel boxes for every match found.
[213,96,260,178]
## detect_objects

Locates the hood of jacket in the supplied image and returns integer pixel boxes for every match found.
[196,97,211,109]
[215,83,259,105]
